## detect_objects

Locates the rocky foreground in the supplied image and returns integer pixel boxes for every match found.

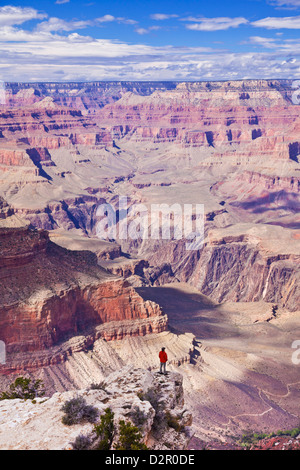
[0,366,192,451]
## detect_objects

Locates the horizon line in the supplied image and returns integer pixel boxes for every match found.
[3,78,297,85]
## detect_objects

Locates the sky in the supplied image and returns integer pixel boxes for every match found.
[1,0,300,81]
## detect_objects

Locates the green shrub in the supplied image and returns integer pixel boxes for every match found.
[239,427,300,448]
[0,377,45,401]
[61,396,99,426]
[94,408,115,450]
[114,420,148,450]
[239,431,268,448]
[89,381,107,391]
[284,427,300,438]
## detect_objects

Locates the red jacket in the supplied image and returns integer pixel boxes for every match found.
[159,350,168,363]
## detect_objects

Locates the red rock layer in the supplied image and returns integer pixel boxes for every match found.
[96,90,300,160]
[0,227,167,360]
[0,81,299,162]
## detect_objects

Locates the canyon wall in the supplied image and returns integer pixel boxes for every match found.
[0,81,299,445]
[0,226,167,371]
[189,226,300,311]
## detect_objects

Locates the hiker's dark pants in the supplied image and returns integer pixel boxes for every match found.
[160,362,166,374]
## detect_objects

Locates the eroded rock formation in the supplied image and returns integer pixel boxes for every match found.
[0,226,167,370]
[189,225,300,311]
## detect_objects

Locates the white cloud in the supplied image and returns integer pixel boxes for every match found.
[0,33,215,59]
[0,25,94,43]
[0,25,298,83]
[117,18,138,25]
[96,14,115,23]
[35,14,137,33]
[55,0,70,4]
[244,34,300,54]
[96,15,137,25]
[247,36,279,48]
[184,17,249,31]
[0,5,47,27]
[0,26,51,42]
[0,48,298,82]
[252,15,300,29]
[135,26,161,34]
[150,14,179,20]
[0,7,299,82]
[135,27,149,35]
[268,0,300,8]
[36,17,92,32]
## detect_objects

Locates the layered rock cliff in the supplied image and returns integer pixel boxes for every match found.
[0,226,167,371]
[189,224,300,311]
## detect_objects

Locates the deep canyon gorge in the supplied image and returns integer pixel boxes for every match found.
[0,80,299,449]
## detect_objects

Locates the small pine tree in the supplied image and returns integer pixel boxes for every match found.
[94,408,115,450]
[114,420,148,450]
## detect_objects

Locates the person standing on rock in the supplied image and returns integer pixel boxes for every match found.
[159,347,168,375]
